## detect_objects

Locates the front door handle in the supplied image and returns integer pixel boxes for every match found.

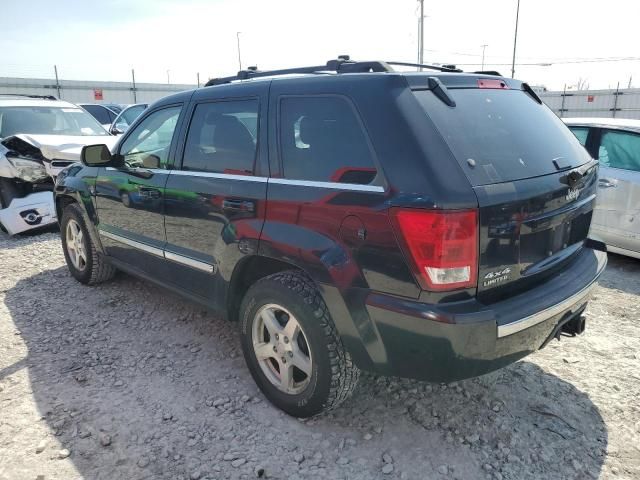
[598,178,617,188]
[222,199,255,213]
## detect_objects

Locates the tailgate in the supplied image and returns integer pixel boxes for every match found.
[474,160,598,302]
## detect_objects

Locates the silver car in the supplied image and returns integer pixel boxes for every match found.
[564,118,640,259]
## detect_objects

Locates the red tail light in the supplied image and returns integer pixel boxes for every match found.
[390,209,478,291]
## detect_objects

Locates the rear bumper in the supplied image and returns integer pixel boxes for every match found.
[340,247,606,382]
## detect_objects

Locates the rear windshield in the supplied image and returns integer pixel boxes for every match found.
[414,88,592,186]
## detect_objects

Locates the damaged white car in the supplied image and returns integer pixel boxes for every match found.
[0,95,118,235]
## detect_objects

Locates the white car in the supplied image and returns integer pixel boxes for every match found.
[0,95,118,235]
[564,117,640,259]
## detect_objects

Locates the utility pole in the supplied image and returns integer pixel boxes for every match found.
[166,70,170,84]
[481,44,488,70]
[511,0,521,78]
[237,32,243,71]
[54,65,61,99]
[131,69,137,103]
[418,0,424,70]
[197,72,200,88]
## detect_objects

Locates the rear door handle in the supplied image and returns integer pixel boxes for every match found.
[598,178,617,188]
[222,199,255,213]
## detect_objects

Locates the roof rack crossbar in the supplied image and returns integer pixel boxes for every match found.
[386,61,463,73]
[205,57,396,86]
[204,56,468,87]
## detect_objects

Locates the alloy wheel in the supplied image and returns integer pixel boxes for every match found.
[65,219,87,271]
[251,303,313,395]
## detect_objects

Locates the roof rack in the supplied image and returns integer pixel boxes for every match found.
[472,70,503,76]
[0,94,58,100]
[205,56,463,86]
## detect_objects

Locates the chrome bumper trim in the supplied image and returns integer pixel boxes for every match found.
[497,251,606,338]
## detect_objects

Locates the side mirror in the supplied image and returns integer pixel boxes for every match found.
[110,123,127,135]
[81,144,112,166]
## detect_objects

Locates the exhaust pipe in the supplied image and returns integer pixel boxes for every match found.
[561,315,586,336]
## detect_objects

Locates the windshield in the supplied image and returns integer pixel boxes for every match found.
[0,106,109,138]
[414,88,592,186]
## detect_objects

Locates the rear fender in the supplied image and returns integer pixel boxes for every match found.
[257,227,380,372]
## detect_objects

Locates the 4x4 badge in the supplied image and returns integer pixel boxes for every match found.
[483,267,512,287]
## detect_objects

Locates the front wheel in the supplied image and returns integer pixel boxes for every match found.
[61,203,116,285]
[239,271,359,417]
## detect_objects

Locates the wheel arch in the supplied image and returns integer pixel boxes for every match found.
[225,255,307,322]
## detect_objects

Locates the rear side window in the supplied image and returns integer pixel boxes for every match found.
[414,89,592,186]
[598,130,640,172]
[279,96,377,185]
[182,100,258,175]
[82,105,112,125]
[569,127,589,146]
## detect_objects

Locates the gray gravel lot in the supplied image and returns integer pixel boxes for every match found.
[1,230,639,480]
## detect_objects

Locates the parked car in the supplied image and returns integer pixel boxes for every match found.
[55,58,607,417]
[0,94,116,235]
[564,118,640,259]
[79,103,119,129]
[102,103,125,114]
[109,103,148,135]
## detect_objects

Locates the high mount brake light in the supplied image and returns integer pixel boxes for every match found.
[478,79,509,89]
[390,209,478,291]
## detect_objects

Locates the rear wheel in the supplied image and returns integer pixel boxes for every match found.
[61,203,116,285]
[239,271,359,417]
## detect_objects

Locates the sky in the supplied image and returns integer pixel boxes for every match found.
[1,0,638,91]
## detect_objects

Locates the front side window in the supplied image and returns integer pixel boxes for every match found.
[182,100,258,175]
[279,96,377,185]
[119,106,181,169]
[598,130,640,172]
[569,127,589,146]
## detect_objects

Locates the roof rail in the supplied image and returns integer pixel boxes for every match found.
[204,56,464,86]
[0,93,58,100]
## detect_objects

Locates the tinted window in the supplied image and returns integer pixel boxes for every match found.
[81,105,111,125]
[414,89,592,186]
[598,130,640,172]
[279,96,377,184]
[182,100,258,175]
[569,127,589,146]
[120,106,181,169]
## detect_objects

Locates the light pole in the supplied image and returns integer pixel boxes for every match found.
[236,32,243,71]
[418,0,424,70]
[511,0,521,78]
[481,44,488,70]
[166,69,170,84]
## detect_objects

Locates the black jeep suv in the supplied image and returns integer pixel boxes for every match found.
[54,58,607,417]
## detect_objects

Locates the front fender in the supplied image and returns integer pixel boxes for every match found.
[55,166,104,253]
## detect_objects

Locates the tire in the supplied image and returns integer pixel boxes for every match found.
[239,271,359,417]
[60,203,116,285]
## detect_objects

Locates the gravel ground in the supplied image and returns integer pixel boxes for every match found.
[0,230,639,480]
